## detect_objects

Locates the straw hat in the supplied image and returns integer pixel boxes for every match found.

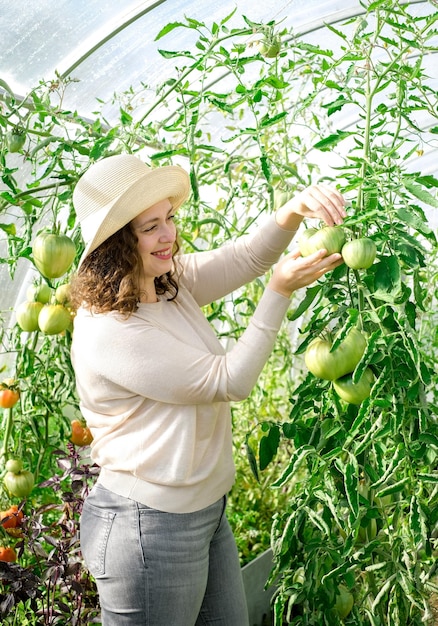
[73,154,190,265]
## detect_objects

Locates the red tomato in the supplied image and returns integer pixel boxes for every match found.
[0,546,17,562]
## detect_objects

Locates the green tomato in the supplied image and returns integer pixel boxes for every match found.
[332,367,375,404]
[6,129,26,153]
[299,226,346,257]
[4,469,35,498]
[38,304,72,335]
[26,282,53,304]
[257,35,281,58]
[342,237,376,269]
[335,584,354,619]
[304,328,367,381]
[5,459,23,473]
[55,282,71,305]
[298,228,319,256]
[32,232,76,279]
[16,300,44,332]
[273,189,293,210]
[358,517,378,543]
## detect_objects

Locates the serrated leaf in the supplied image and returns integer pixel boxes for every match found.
[404,180,438,208]
[288,285,322,321]
[344,459,360,518]
[313,131,353,151]
[272,445,314,488]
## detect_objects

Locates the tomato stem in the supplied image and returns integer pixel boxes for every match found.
[0,407,14,462]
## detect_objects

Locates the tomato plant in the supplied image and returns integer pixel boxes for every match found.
[0,3,436,625]
[32,231,77,279]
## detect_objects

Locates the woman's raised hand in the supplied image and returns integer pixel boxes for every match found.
[276,184,346,229]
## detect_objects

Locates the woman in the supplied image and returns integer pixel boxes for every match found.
[70,153,345,626]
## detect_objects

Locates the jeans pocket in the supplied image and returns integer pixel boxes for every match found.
[80,500,115,578]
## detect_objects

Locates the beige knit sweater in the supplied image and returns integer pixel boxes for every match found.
[71,215,294,513]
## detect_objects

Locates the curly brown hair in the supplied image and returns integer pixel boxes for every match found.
[70,223,180,316]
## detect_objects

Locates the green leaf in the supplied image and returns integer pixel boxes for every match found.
[0,222,16,235]
[321,95,349,116]
[245,436,259,482]
[259,424,281,471]
[313,131,353,151]
[288,285,322,321]
[344,459,360,518]
[120,108,133,125]
[403,180,438,208]
[158,49,194,59]
[372,255,402,301]
[155,22,186,41]
[272,445,314,488]
[260,154,271,181]
[260,112,287,128]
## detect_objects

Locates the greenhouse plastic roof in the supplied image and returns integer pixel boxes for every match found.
[1,0,432,123]
[0,0,437,317]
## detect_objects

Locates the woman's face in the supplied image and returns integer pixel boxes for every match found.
[130,199,177,285]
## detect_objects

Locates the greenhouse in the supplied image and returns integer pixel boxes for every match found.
[0,0,437,624]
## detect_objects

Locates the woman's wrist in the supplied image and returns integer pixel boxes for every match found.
[274,204,304,232]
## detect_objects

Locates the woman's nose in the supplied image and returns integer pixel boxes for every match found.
[159,222,176,241]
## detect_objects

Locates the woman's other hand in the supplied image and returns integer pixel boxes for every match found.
[268,248,343,298]
[276,184,346,230]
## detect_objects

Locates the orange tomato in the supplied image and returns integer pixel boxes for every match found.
[0,505,24,529]
[70,419,93,446]
[0,387,20,409]
[0,546,17,562]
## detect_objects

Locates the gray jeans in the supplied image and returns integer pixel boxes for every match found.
[80,483,249,626]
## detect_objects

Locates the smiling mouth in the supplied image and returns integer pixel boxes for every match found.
[152,248,172,259]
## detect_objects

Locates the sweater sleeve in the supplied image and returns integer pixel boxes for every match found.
[72,288,291,407]
[179,215,296,306]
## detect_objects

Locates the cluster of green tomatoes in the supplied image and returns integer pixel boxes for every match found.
[15,232,76,335]
[299,225,377,405]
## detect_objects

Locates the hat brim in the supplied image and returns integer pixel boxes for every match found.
[78,165,190,267]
